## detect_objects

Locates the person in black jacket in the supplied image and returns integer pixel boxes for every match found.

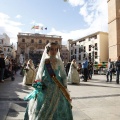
[66,62,71,75]
[106,58,114,82]
[0,53,5,83]
[115,56,120,84]
[88,60,93,80]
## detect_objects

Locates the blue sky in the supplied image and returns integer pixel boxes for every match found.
[0,0,108,46]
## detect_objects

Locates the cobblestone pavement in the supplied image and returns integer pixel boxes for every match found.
[0,72,120,120]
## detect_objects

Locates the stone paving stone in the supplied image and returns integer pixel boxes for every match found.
[1,73,120,120]
[0,111,8,120]
[5,102,27,120]
[92,114,120,120]
[0,102,11,120]
[6,112,24,120]
[81,106,120,120]
[72,108,92,120]
[8,102,27,112]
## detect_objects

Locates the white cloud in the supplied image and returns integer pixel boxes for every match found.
[68,0,85,6]
[79,3,88,16]
[37,23,44,27]
[50,0,108,45]
[79,0,108,26]
[15,14,22,19]
[30,20,36,25]
[48,26,102,45]
[63,9,67,13]
[30,20,44,26]
[0,12,23,47]
[67,0,108,28]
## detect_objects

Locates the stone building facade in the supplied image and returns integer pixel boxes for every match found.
[61,45,69,65]
[0,33,10,54]
[68,31,108,64]
[3,45,16,59]
[0,33,16,58]
[107,0,120,61]
[17,33,62,64]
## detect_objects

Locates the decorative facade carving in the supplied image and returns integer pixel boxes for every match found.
[17,33,62,63]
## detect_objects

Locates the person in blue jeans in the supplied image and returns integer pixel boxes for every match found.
[82,58,88,82]
[88,60,93,80]
[115,56,120,84]
[0,53,5,83]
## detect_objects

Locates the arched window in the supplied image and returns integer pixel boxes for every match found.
[4,48,6,51]
[22,39,25,42]
[46,40,49,44]
[21,49,25,54]
[31,39,34,43]
[39,40,42,44]
[55,41,58,44]
[30,47,34,51]
[8,48,10,52]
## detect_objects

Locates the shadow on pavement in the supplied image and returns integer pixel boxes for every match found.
[0,71,32,120]
[72,93,120,100]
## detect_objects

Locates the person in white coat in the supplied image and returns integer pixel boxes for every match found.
[68,59,80,84]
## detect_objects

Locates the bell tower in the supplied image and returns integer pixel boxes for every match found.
[107,0,120,60]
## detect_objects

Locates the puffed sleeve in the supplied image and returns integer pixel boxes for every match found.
[58,59,67,88]
[35,64,45,81]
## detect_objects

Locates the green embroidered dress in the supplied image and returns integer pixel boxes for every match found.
[24,59,73,120]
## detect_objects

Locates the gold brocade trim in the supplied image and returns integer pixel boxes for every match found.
[46,58,58,70]
[46,86,60,119]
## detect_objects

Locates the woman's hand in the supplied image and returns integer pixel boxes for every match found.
[34,80,42,82]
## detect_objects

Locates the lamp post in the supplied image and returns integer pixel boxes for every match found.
[90,44,97,74]
[90,45,95,64]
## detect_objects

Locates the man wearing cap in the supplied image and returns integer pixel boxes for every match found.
[0,53,5,83]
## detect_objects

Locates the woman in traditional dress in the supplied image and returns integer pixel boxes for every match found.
[24,42,73,120]
[20,59,28,76]
[35,63,39,76]
[23,59,36,85]
[68,59,80,84]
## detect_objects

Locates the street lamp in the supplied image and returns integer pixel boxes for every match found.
[90,45,95,64]
[90,44,98,74]
[90,44,98,64]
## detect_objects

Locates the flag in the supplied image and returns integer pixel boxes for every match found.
[34,26,39,29]
[31,25,35,29]
[45,27,47,30]
[31,25,39,29]
[41,27,43,30]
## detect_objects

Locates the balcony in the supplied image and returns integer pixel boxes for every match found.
[18,33,62,39]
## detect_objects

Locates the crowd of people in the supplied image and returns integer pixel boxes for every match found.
[66,58,93,84]
[21,57,93,87]
[0,53,17,83]
[1,42,120,120]
[106,56,120,84]
[65,56,120,85]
